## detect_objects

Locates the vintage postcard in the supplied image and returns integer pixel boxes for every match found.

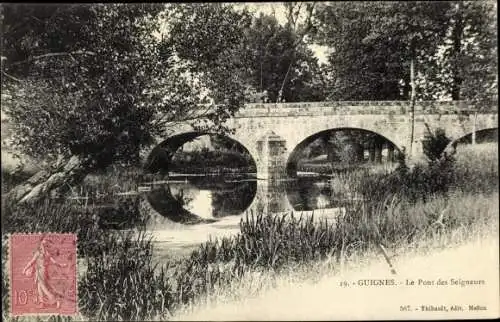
[1,2,498,321]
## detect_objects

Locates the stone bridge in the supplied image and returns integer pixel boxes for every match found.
[144,101,498,179]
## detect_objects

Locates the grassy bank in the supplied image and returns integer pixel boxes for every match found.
[297,160,397,175]
[1,142,498,321]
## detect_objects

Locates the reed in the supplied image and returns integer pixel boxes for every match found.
[2,143,497,321]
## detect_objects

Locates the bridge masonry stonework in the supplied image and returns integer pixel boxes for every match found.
[143,101,498,180]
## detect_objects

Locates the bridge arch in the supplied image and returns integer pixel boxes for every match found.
[443,127,499,154]
[286,127,403,176]
[450,127,498,146]
[144,131,257,174]
[142,131,258,223]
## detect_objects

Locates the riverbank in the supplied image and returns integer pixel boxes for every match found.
[174,233,499,320]
[2,142,498,321]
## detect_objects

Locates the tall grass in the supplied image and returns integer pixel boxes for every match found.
[453,143,499,193]
[2,143,497,321]
[78,230,176,321]
[78,186,498,320]
[80,164,142,196]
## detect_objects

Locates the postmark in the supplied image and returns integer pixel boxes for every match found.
[9,233,78,316]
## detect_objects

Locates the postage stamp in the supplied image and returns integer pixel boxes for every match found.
[8,233,78,316]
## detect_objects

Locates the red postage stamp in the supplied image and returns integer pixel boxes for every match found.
[9,233,78,316]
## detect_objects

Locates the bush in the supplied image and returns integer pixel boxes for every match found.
[422,127,451,161]
[358,158,454,205]
[170,150,255,173]
[453,143,499,194]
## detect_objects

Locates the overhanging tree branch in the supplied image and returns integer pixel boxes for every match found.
[9,50,97,67]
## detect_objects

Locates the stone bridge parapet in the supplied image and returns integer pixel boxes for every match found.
[143,100,498,179]
[239,100,498,117]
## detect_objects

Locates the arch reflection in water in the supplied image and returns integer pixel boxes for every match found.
[286,176,343,211]
[146,176,257,223]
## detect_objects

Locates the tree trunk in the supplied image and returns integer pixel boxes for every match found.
[354,143,364,162]
[6,155,90,206]
[374,138,384,164]
[451,2,464,100]
[409,57,416,157]
[374,146,382,164]
[472,111,477,145]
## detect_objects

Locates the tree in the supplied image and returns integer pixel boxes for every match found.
[313,2,451,101]
[432,1,498,144]
[312,1,496,154]
[436,1,497,103]
[422,126,451,162]
[1,4,248,205]
[313,1,497,103]
[164,3,327,104]
[164,3,251,112]
[241,12,326,102]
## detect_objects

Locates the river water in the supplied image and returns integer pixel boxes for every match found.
[142,173,358,261]
[144,174,360,219]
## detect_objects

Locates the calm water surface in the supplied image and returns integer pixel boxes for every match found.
[143,173,362,262]
[145,174,356,221]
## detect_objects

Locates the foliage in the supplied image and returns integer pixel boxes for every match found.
[1,169,31,194]
[312,1,497,101]
[1,4,247,176]
[356,158,454,205]
[2,5,157,166]
[163,3,249,119]
[2,195,146,257]
[433,1,498,103]
[78,230,176,321]
[241,12,326,102]
[166,4,326,103]
[453,143,499,194]
[170,150,255,173]
[422,127,451,161]
[298,130,390,164]
[168,134,256,173]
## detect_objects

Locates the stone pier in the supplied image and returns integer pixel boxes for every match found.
[256,131,288,180]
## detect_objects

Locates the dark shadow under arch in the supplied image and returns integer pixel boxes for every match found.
[453,128,498,146]
[286,127,402,176]
[144,132,256,174]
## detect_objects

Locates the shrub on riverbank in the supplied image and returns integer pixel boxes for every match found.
[332,142,498,206]
[297,161,396,175]
[453,143,499,194]
[170,150,256,174]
